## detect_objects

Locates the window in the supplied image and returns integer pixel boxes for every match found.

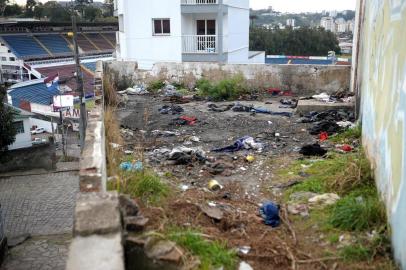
[153,19,170,35]
[13,121,25,134]
[9,57,15,61]
[1,57,6,61]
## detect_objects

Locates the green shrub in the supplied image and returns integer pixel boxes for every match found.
[168,228,237,270]
[196,75,247,100]
[147,80,165,92]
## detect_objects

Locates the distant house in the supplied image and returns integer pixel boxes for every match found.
[114,0,265,69]
[5,104,34,150]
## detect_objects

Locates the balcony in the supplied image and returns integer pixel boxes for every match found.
[182,35,217,54]
[181,0,223,14]
[181,0,218,4]
[182,35,226,62]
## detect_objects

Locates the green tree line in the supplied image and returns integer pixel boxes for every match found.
[250,26,341,56]
[1,0,116,23]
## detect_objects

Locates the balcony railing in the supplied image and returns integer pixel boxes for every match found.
[181,0,218,4]
[182,35,217,53]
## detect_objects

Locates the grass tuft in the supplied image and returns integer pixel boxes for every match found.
[147,80,165,93]
[340,244,372,262]
[330,125,362,143]
[168,228,237,270]
[329,187,386,231]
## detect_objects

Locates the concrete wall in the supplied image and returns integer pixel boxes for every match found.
[66,61,125,270]
[110,61,351,95]
[0,142,56,173]
[353,0,406,268]
[227,3,249,63]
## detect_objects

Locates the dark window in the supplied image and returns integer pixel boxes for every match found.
[13,121,24,134]
[153,19,170,35]
[9,57,15,61]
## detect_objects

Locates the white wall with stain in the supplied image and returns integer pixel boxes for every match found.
[354,0,406,267]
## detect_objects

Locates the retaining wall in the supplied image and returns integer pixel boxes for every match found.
[353,0,406,268]
[0,142,56,173]
[107,61,351,95]
[66,61,125,270]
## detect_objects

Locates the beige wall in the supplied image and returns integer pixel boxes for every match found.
[354,0,406,267]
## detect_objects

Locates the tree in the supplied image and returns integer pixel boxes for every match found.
[103,0,114,17]
[249,26,341,56]
[4,3,23,17]
[0,85,17,151]
[42,1,70,22]
[25,0,37,17]
[33,3,44,19]
[83,5,102,22]
[0,0,9,16]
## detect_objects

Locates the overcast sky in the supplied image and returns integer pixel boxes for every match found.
[13,0,357,13]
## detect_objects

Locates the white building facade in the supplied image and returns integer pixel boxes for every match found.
[115,0,265,69]
[320,17,336,33]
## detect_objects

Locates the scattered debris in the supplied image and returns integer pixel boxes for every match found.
[299,144,327,156]
[171,116,197,126]
[259,201,281,227]
[151,130,180,137]
[200,203,223,221]
[246,155,255,163]
[239,261,254,270]
[208,103,234,112]
[208,179,223,191]
[212,136,264,153]
[309,121,340,135]
[120,161,143,172]
[319,132,329,141]
[158,104,184,115]
[148,146,206,165]
[290,192,319,202]
[237,246,251,255]
[287,204,310,217]
[309,193,340,206]
[122,85,149,95]
[336,144,353,153]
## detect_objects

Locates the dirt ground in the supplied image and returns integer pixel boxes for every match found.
[115,94,391,270]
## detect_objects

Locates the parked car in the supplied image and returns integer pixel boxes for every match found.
[31,128,45,135]
[32,138,47,145]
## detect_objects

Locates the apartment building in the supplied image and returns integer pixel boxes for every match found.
[115,0,265,69]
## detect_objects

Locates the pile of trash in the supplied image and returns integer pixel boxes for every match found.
[147,146,206,165]
[207,103,292,117]
[311,91,355,103]
[170,116,198,126]
[297,109,355,135]
[158,105,184,115]
[118,84,149,95]
[212,136,265,153]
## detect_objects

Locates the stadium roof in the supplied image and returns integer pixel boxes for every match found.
[8,79,60,107]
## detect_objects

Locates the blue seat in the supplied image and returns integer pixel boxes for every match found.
[1,35,49,58]
[82,62,97,72]
[35,35,72,54]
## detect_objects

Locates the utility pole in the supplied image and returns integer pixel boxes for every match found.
[70,4,87,151]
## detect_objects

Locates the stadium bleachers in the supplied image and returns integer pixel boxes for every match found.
[76,34,98,52]
[82,62,97,73]
[1,35,49,58]
[8,81,59,108]
[0,32,116,60]
[35,34,72,54]
[85,33,114,51]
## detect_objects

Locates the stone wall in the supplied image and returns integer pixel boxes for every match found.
[66,61,125,270]
[107,61,351,95]
[0,142,56,173]
[353,0,406,268]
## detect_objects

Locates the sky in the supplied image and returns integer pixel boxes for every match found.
[13,0,357,13]
[250,0,356,12]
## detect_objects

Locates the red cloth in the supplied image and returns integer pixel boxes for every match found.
[319,132,329,141]
[180,116,197,125]
[341,144,353,152]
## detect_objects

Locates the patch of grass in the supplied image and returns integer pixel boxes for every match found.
[340,244,372,262]
[284,151,374,198]
[329,187,386,231]
[168,228,237,270]
[121,170,169,205]
[328,233,340,244]
[330,125,362,143]
[196,74,247,101]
